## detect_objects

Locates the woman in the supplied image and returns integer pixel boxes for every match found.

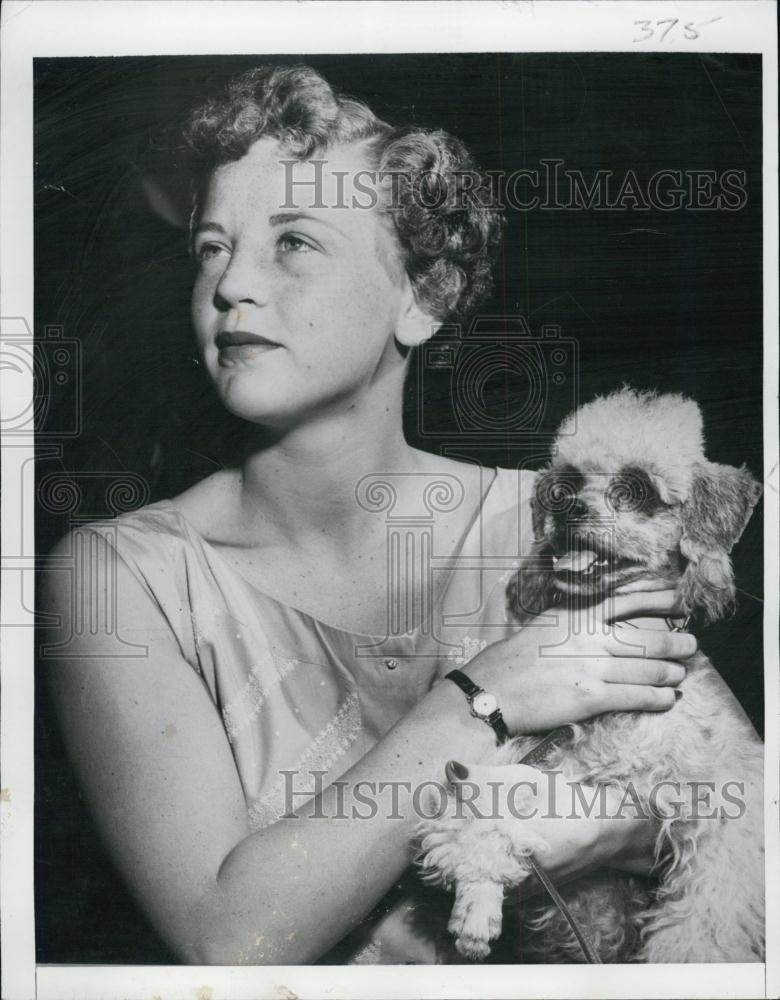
[41,64,696,965]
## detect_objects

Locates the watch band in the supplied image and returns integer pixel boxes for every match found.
[445,668,510,745]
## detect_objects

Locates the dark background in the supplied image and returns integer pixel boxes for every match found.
[34,54,764,963]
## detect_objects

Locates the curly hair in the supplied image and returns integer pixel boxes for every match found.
[183,64,503,322]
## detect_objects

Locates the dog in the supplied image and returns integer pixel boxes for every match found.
[415,388,764,963]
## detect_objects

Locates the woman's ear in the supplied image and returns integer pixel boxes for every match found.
[395,276,439,347]
[678,461,762,623]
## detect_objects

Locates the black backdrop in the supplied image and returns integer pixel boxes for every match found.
[34,53,763,963]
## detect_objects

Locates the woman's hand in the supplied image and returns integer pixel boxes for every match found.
[520,770,659,883]
[444,761,659,887]
[464,589,696,735]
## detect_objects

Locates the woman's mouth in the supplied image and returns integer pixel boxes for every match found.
[215,330,281,365]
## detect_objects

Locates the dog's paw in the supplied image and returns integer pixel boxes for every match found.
[453,930,493,961]
[449,882,505,960]
[450,905,496,961]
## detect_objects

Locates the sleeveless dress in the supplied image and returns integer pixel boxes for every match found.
[78,466,537,963]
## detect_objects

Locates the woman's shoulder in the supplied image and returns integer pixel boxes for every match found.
[407,451,537,516]
[44,477,229,584]
[57,500,184,555]
[42,487,220,667]
[148,469,241,542]
[42,506,187,622]
[491,465,538,505]
[56,470,238,549]
[484,467,538,550]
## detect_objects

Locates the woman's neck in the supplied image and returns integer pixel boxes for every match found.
[233,397,419,548]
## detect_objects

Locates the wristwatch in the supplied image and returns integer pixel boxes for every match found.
[445,668,510,745]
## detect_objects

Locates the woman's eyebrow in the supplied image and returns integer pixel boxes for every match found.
[269,211,347,238]
[193,221,228,237]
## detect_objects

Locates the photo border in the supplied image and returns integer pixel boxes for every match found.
[1,2,777,998]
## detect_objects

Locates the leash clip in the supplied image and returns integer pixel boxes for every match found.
[665,613,692,633]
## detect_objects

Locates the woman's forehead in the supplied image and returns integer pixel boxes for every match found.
[206,137,379,216]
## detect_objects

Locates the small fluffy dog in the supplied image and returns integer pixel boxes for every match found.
[416,388,764,963]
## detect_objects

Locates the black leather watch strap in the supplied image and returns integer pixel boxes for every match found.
[445,668,510,745]
[485,707,511,745]
[445,668,482,699]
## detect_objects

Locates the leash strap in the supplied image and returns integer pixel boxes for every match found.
[517,725,603,963]
[518,725,574,767]
[526,858,603,964]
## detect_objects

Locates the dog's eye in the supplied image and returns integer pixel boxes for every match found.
[537,477,579,512]
[607,468,660,513]
[606,480,641,511]
[551,482,576,503]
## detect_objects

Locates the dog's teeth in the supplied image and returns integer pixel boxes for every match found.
[555,549,598,573]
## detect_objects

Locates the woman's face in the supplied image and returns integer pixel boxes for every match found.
[191,137,420,429]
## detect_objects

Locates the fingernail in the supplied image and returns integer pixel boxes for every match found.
[675,689,683,701]
[446,760,469,782]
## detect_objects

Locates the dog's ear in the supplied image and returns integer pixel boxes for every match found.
[678,462,762,623]
[507,469,557,622]
[681,461,762,551]
[507,541,557,622]
[530,467,555,540]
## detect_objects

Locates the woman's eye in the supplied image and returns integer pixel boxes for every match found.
[195,241,228,262]
[278,233,314,254]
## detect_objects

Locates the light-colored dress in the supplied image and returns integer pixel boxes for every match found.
[79,466,536,963]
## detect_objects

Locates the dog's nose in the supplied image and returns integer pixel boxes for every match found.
[446,760,469,783]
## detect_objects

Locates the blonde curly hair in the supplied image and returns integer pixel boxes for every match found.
[183,64,503,321]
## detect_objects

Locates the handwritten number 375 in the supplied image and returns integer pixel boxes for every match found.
[633,18,721,43]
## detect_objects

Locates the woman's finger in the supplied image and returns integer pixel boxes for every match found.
[597,657,686,686]
[598,589,686,623]
[604,628,698,661]
[597,682,678,713]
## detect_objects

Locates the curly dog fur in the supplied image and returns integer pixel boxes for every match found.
[415,388,764,963]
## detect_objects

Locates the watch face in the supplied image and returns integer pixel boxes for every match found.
[472,692,498,717]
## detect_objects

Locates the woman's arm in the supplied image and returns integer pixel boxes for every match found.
[41,530,693,965]
[41,529,502,965]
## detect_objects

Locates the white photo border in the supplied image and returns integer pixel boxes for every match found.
[1,2,777,998]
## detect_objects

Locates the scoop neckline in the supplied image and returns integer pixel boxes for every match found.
[152,467,502,642]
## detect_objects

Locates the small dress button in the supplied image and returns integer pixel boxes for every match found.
[384,657,399,670]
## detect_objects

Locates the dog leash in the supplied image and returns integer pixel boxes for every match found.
[525,858,603,964]
[516,725,603,963]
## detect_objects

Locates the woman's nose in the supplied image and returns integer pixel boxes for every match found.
[213,250,272,311]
